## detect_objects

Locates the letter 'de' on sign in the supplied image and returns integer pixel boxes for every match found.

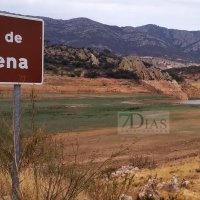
[0,13,44,84]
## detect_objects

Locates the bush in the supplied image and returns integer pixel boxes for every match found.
[106,69,139,80]
[44,63,52,70]
[102,63,116,69]
[168,72,184,82]
[45,58,57,64]
[129,155,157,170]
[84,71,99,78]
[163,68,188,82]
[103,48,111,54]
[74,71,81,77]
[74,61,85,68]
[62,59,69,66]
[142,61,153,68]
[87,174,134,200]
[52,67,58,74]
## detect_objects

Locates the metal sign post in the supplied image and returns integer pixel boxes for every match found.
[12,84,21,200]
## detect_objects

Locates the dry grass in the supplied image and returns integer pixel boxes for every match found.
[0,156,199,199]
[128,156,200,199]
[0,130,136,200]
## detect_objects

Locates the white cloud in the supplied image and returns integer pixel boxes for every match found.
[0,0,200,30]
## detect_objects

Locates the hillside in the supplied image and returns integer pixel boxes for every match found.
[44,44,172,82]
[1,11,200,63]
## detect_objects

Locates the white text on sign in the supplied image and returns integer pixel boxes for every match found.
[0,32,28,69]
[5,32,22,43]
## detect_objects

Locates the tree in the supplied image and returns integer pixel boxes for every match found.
[103,48,111,54]
[44,39,51,45]
[62,59,69,66]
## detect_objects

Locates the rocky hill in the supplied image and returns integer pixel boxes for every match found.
[119,56,172,81]
[44,44,173,81]
[44,44,123,79]
[1,11,200,63]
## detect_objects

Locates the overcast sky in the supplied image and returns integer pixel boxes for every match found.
[1,0,200,31]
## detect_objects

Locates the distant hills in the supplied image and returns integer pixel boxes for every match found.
[1,11,200,62]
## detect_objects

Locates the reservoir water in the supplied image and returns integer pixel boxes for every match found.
[178,100,200,105]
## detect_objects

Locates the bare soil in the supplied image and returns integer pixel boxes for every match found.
[1,75,199,164]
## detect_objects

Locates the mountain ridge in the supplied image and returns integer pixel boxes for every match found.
[1,11,200,62]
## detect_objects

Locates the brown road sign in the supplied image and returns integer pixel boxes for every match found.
[0,13,44,84]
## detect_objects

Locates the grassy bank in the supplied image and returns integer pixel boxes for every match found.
[0,93,200,133]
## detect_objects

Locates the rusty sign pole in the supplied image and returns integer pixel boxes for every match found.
[12,84,21,200]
